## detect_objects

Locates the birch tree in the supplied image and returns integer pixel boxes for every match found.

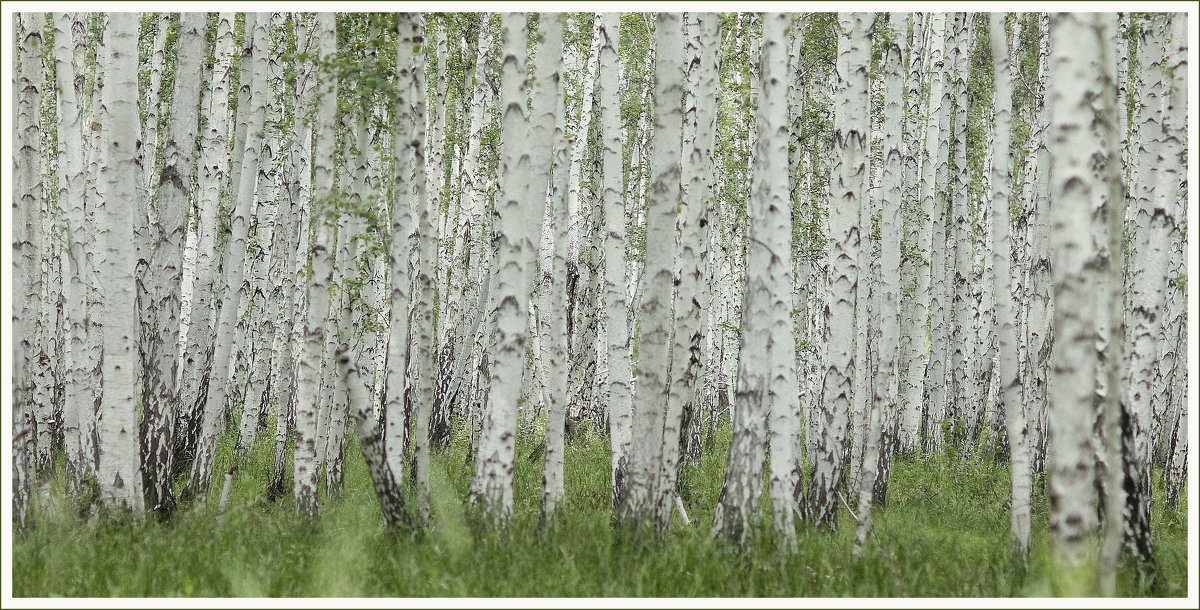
[623,11,682,532]
[807,12,872,529]
[987,11,1034,555]
[95,11,144,510]
[177,13,236,469]
[293,12,337,519]
[470,12,542,523]
[1046,11,1104,580]
[595,12,636,512]
[855,11,904,554]
[141,12,207,515]
[713,11,797,546]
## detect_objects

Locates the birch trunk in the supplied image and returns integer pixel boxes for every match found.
[293,12,337,519]
[855,11,905,554]
[53,12,99,495]
[188,14,270,497]
[13,12,45,527]
[141,12,207,515]
[807,12,872,529]
[988,12,1032,555]
[623,11,683,532]
[405,13,435,519]
[1046,12,1107,575]
[470,12,540,523]
[96,12,144,510]
[526,13,568,518]
[1122,13,1169,566]
[714,11,795,546]
[595,12,635,513]
[177,13,236,470]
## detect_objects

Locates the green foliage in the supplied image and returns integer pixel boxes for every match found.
[13,419,1188,597]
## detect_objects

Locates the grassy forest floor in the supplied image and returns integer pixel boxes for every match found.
[12,416,1189,597]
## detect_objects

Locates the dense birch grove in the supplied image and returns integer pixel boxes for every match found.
[9,10,1191,594]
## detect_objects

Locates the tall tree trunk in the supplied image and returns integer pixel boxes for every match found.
[1122,12,1169,569]
[713,11,796,546]
[140,11,207,516]
[188,14,271,498]
[623,11,683,533]
[53,11,98,496]
[469,12,541,524]
[988,12,1032,556]
[177,12,236,472]
[529,13,568,519]
[96,12,145,511]
[855,11,905,555]
[596,12,635,514]
[13,11,46,529]
[807,12,872,529]
[293,12,337,519]
[1046,11,1106,582]
[404,13,436,520]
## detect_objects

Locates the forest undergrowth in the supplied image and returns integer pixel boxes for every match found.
[13,414,1188,597]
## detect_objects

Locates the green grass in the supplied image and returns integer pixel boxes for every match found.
[12,418,1189,597]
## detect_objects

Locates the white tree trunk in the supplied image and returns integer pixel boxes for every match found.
[95,12,145,511]
[1046,11,1104,572]
[141,11,207,514]
[623,11,683,531]
[527,13,568,518]
[988,12,1032,555]
[177,13,236,469]
[807,12,872,529]
[595,12,635,513]
[855,11,905,554]
[714,12,796,546]
[293,12,337,519]
[470,12,541,523]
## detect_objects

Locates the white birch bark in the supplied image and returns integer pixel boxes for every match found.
[189,13,270,497]
[595,12,635,512]
[53,12,98,494]
[293,12,336,519]
[141,11,207,514]
[177,13,236,468]
[714,11,795,546]
[13,12,46,527]
[855,11,905,554]
[470,12,541,523]
[526,13,568,518]
[96,12,145,511]
[988,12,1032,555]
[807,12,872,529]
[623,11,683,531]
[385,13,419,484]
[405,13,436,520]
[1046,11,1107,571]
[1122,13,1169,564]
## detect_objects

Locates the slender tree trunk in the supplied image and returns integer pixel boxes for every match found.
[470,12,541,524]
[713,11,795,547]
[404,13,436,520]
[177,13,236,471]
[855,11,905,555]
[807,12,872,529]
[13,11,46,528]
[595,12,635,514]
[623,11,683,533]
[139,12,207,515]
[1122,12,1169,568]
[293,12,337,519]
[988,12,1032,556]
[95,12,145,511]
[527,13,568,519]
